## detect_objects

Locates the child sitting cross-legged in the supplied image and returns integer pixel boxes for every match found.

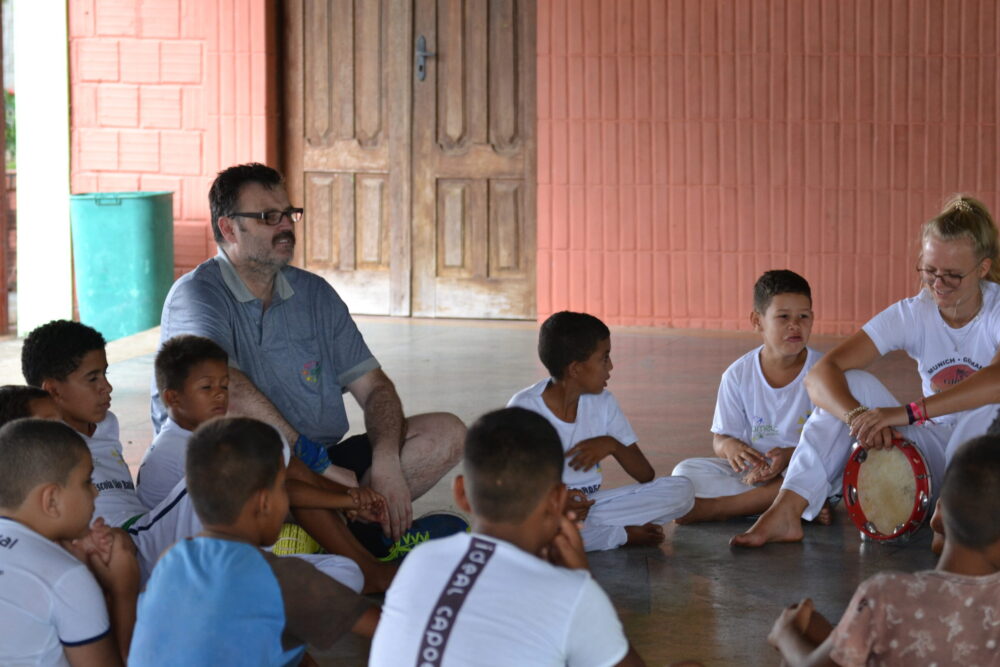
[0,419,139,666]
[768,432,1000,666]
[671,270,826,523]
[129,416,378,666]
[370,407,646,666]
[139,334,421,593]
[507,311,695,550]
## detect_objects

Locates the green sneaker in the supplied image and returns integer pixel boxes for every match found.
[376,512,470,562]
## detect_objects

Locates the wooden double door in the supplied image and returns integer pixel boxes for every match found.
[283,0,536,318]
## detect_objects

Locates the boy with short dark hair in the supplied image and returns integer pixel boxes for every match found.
[672,270,824,522]
[0,419,139,666]
[130,417,377,666]
[138,333,409,594]
[21,320,203,583]
[138,334,230,508]
[508,312,695,551]
[769,432,1000,665]
[370,407,645,666]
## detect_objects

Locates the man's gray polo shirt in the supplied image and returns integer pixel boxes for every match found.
[151,250,379,444]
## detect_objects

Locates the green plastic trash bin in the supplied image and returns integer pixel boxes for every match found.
[70,192,174,342]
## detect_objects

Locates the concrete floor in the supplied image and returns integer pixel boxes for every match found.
[0,318,939,666]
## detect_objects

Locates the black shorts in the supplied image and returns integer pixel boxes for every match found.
[325,433,373,480]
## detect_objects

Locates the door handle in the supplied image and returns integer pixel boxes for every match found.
[415,35,434,81]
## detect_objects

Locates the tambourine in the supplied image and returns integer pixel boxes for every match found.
[842,436,931,542]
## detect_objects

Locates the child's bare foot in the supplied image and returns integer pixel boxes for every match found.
[814,500,833,526]
[730,491,807,548]
[361,560,399,594]
[625,523,665,546]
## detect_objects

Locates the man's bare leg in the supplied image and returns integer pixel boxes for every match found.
[675,479,782,524]
[292,507,398,594]
[364,412,466,499]
[729,489,810,547]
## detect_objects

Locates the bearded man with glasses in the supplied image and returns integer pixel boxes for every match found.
[150,163,466,592]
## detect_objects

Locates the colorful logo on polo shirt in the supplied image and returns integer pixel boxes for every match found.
[301,360,321,383]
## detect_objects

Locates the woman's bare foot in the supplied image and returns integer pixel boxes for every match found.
[625,523,665,546]
[730,490,809,548]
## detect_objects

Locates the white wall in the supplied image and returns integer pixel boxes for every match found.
[14,0,72,334]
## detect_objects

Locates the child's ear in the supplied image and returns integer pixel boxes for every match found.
[39,483,63,519]
[548,483,568,517]
[40,378,60,401]
[452,475,473,513]
[254,487,272,518]
[162,388,180,409]
[749,310,762,331]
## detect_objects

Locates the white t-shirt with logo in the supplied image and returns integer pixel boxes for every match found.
[84,411,150,526]
[863,282,1000,424]
[0,518,110,666]
[711,346,822,454]
[369,532,629,667]
[508,380,639,496]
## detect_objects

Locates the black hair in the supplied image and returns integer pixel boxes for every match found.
[752,270,812,313]
[940,433,1000,550]
[463,407,564,523]
[538,311,610,380]
[21,320,106,388]
[208,163,284,243]
[155,335,229,395]
[0,419,89,509]
[185,417,283,526]
[0,385,51,426]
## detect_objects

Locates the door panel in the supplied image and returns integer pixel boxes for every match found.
[411,0,536,318]
[284,0,534,319]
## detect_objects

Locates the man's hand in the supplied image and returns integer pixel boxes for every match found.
[743,446,794,485]
[542,514,588,570]
[565,489,595,522]
[369,456,413,541]
[566,436,618,471]
[720,438,767,473]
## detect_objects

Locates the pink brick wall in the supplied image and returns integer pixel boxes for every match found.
[538,0,1000,334]
[69,0,279,278]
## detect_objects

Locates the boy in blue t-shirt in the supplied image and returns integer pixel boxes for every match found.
[130,417,377,665]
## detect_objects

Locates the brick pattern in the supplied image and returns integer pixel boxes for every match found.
[537,0,1000,334]
[69,0,278,277]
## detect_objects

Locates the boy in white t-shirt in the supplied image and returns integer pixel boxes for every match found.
[371,407,646,666]
[20,320,206,583]
[0,418,139,666]
[508,312,695,551]
[672,270,827,523]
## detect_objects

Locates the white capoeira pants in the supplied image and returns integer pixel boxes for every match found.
[672,457,841,503]
[671,457,801,499]
[580,476,695,551]
[127,478,365,592]
[781,369,998,521]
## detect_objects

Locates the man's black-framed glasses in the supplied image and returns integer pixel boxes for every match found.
[229,208,304,226]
